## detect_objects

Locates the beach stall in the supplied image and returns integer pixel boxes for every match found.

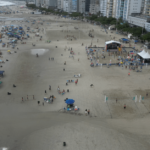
[105,40,122,52]
[65,99,75,111]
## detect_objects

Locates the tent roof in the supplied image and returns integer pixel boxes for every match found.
[138,50,150,59]
[105,40,121,45]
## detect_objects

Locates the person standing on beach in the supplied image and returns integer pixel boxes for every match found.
[124,104,126,109]
[88,109,90,115]
[45,90,46,93]
[57,86,60,91]
[49,85,51,90]
[85,109,87,115]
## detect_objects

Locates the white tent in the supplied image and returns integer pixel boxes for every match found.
[138,50,150,59]
[105,40,121,45]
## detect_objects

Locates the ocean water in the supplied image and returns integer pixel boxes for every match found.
[0,0,15,6]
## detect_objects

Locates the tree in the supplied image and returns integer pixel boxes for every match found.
[142,33,150,41]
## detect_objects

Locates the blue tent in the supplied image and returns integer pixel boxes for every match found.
[0,71,4,75]
[65,99,75,104]
[121,38,129,42]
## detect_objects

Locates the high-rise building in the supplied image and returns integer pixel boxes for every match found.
[49,0,57,8]
[115,0,142,20]
[106,0,117,18]
[144,0,150,16]
[72,0,79,12]
[85,0,90,12]
[57,0,62,9]
[79,0,85,13]
[63,0,85,13]
[100,0,107,16]
[35,0,41,7]
[89,0,100,14]
[63,0,72,12]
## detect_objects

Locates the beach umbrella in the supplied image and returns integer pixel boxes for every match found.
[0,81,2,84]
[65,99,75,104]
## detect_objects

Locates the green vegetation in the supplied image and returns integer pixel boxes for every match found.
[142,32,150,41]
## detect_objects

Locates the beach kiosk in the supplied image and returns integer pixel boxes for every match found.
[105,40,122,52]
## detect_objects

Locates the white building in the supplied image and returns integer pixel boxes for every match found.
[143,0,150,16]
[35,0,41,7]
[89,3,100,14]
[115,0,142,20]
[63,0,72,12]
[63,0,85,13]
[89,0,100,14]
[79,0,85,13]
[57,0,64,10]
[128,15,150,32]
[100,0,107,16]
[106,0,117,18]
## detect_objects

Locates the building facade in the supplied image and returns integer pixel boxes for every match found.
[106,0,117,18]
[115,0,142,20]
[79,0,85,13]
[128,15,150,32]
[63,0,72,12]
[143,0,150,16]
[85,0,90,12]
[100,0,107,16]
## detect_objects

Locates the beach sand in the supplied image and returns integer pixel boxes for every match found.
[0,5,150,150]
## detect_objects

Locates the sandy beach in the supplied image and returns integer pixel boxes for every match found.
[0,4,150,150]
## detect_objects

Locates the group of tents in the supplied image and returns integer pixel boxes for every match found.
[2,25,25,39]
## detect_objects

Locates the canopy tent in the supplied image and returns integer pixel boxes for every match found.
[0,71,4,75]
[105,40,122,52]
[65,99,75,104]
[138,50,150,59]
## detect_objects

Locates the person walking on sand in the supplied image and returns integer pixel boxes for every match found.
[88,109,90,115]
[75,80,77,85]
[57,86,60,91]
[116,98,117,103]
[124,104,126,109]
[85,109,87,115]
[49,85,51,90]
[45,90,46,94]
